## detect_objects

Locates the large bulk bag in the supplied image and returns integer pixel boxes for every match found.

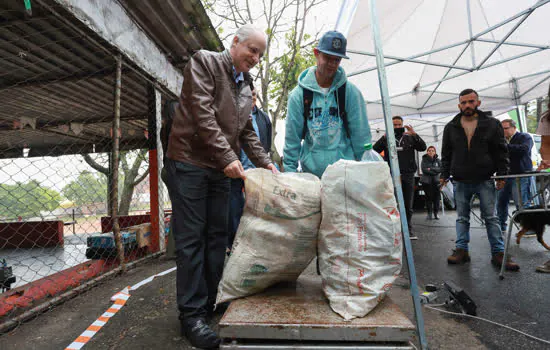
[217,169,321,304]
[319,160,402,320]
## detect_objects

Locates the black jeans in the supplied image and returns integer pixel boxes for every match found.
[422,182,440,215]
[401,173,415,230]
[164,159,230,320]
[228,178,245,249]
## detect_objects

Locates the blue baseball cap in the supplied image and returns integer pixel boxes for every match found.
[317,30,349,59]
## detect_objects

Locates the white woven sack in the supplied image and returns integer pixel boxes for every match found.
[440,180,455,209]
[319,160,402,320]
[216,169,321,304]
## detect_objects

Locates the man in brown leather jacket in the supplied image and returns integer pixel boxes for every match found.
[164,24,278,349]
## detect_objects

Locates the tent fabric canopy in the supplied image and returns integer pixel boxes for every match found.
[342,0,550,119]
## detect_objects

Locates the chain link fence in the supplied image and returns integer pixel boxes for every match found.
[0,0,172,332]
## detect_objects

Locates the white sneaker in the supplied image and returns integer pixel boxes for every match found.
[536,259,550,273]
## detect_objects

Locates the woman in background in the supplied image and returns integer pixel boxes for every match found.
[421,146,442,220]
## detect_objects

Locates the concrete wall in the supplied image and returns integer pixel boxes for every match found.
[53,0,183,96]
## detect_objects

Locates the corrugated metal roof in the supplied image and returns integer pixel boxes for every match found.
[0,0,221,159]
[118,0,224,69]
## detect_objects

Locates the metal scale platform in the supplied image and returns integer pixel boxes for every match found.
[219,275,415,349]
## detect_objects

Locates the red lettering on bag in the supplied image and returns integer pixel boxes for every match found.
[383,207,400,219]
[356,213,368,252]
[356,268,365,293]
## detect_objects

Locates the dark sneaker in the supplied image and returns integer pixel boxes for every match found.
[536,259,550,273]
[491,252,520,271]
[434,213,439,220]
[447,248,470,264]
[181,318,221,349]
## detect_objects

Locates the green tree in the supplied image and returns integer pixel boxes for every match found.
[0,180,61,219]
[83,149,149,216]
[62,171,106,206]
[268,31,317,127]
[203,0,326,167]
[526,95,550,134]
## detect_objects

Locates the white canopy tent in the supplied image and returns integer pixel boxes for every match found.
[335,2,550,347]
[340,0,550,120]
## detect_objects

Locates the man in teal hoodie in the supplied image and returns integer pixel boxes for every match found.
[283,30,371,178]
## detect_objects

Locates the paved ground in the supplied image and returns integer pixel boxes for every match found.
[0,256,487,350]
[411,208,550,350]
[0,209,548,349]
[3,234,91,288]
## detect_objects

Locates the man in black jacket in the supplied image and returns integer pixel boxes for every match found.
[240,85,272,169]
[440,89,519,271]
[374,116,427,239]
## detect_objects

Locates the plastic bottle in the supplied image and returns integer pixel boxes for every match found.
[361,143,384,162]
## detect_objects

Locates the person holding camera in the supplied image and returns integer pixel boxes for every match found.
[374,116,427,239]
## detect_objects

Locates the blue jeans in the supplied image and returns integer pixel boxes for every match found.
[455,180,504,254]
[497,176,534,231]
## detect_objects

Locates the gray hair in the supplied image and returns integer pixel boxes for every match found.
[502,119,516,128]
[234,24,266,44]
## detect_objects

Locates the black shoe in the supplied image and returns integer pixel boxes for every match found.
[434,213,439,220]
[181,318,221,349]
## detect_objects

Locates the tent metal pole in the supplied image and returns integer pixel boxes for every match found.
[423,70,550,110]
[397,66,550,109]
[519,73,550,99]
[418,90,511,100]
[424,93,509,110]
[476,11,535,69]
[511,78,524,131]
[475,38,550,50]
[369,67,550,108]
[349,35,550,78]
[335,0,360,36]
[368,1,428,349]
[347,49,472,71]
[365,101,418,110]
[348,39,470,77]
[515,69,550,81]
[419,49,546,103]
[421,43,471,108]
[472,0,550,39]
[466,0,476,67]
[383,67,550,106]
[368,71,471,104]
[481,48,546,69]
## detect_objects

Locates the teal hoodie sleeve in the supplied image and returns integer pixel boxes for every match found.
[283,88,304,173]
[346,83,372,160]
